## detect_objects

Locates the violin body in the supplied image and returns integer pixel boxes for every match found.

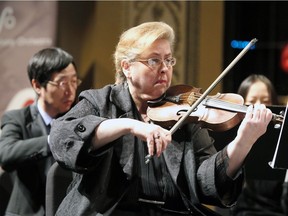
[147,84,283,131]
[147,85,245,132]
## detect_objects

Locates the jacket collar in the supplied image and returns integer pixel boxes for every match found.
[29,103,49,135]
[110,83,134,115]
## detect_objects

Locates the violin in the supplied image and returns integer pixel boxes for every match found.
[147,84,284,132]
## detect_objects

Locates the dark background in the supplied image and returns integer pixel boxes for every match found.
[223,1,288,96]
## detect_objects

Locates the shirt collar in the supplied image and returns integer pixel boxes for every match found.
[37,101,53,126]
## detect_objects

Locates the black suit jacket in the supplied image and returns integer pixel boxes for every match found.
[0,104,53,216]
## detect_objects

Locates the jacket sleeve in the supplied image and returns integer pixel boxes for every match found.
[0,111,49,171]
[49,91,108,173]
[183,124,243,207]
[196,136,244,207]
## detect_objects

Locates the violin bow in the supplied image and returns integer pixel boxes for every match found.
[145,38,258,164]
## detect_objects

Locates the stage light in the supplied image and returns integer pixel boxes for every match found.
[231,40,256,50]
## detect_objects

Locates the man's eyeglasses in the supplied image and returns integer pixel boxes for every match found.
[131,57,176,69]
[48,78,82,90]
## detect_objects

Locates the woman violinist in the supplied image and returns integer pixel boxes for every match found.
[49,22,272,216]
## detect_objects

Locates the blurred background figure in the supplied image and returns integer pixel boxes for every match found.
[230,74,286,216]
[0,47,80,216]
[237,74,278,106]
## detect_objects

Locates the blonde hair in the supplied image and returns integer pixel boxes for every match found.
[114,21,175,84]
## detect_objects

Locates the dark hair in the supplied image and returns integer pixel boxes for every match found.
[27,47,76,87]
[237,74,279,105]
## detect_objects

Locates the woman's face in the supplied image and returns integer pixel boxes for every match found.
[245,81,272,105]
[124,39,173,103]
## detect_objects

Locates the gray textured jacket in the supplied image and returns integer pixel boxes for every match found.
[49,83,243,216]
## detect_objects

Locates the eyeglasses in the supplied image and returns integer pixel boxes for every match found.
[132,57,176,69]
[48,78,82,90]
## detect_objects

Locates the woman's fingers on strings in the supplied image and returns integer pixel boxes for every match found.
[246,104,272,123]
[252,104,270,121]
[246,105,254,119]
[258,105,272,123]
[252,104,262,120]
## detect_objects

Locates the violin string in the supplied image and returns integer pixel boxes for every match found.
[177,94,247,113]
[177,96,283,122]
[205,98,247,113]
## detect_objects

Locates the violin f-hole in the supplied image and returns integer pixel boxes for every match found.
[176,107,198,116]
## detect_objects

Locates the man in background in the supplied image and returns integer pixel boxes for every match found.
[0,47,81,216]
